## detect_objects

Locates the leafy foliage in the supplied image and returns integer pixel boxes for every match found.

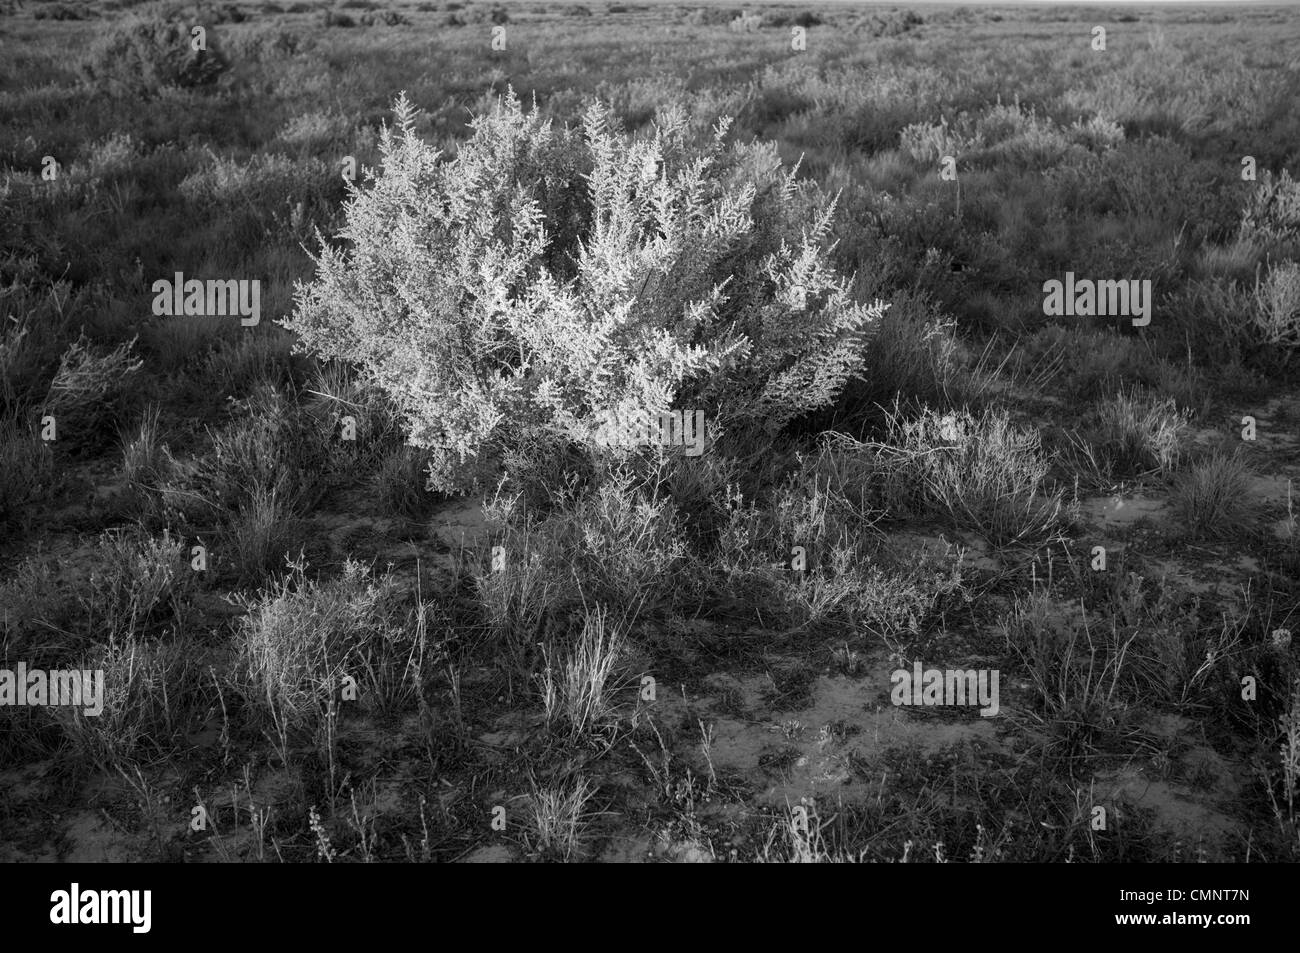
[284,92,883,493]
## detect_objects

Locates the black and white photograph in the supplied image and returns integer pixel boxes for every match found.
[0,0,1295,917]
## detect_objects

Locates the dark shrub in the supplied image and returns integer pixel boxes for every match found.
[78,14,230,97]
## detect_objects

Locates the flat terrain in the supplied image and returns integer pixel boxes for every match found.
[1,1,1298,862]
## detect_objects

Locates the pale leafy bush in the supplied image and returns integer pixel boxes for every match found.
[899,119,964,164]
[284,92,883,493]
[1170,262,1300,367]
[1067,114,1125,152]
[1241,169,1300,247]
[729,12,763,32]
[1252,261,1300,352]
[67,134,141,188]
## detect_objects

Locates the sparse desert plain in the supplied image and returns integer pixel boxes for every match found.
[1,0,1299,864]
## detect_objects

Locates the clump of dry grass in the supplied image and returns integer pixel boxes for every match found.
[822,405,1065,546]
[42,333,142,450]
[1170,451,1254,538]
[539,604,628,739]
[233,558,422,735]
[0,417,55,532]
[1086,389,1190,478]
[527,774,596,860]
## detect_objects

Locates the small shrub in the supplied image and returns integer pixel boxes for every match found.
[684,7,736,26]
[1240,169,1300,247]
[856,10,922,37]
[1252,261,1300,354]
[275,110,356,151]
[475,526,574,676]
[359,9,409,25]
[825,406,1065,546]
[53,632,200,767]
[899,119,964,165]
[79,14,230,97]
[228,28,309,60]
[569,469,689,609]
[1068,114,1125,152]
[42,334,142,449]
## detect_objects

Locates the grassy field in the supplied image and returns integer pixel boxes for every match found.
[1,0,1299,863]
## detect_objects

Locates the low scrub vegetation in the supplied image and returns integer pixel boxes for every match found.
[3,0,1298,866]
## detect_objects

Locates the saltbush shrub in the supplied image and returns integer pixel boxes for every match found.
[284,92,883,493]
